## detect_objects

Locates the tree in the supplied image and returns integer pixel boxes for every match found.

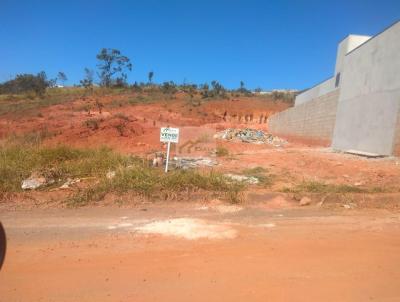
[80,68,94,89]
[238,80,249,94]
[96,48,132,87]
[200,83,209,98]
[57,72,67,86]
[210,80,226,97]
[161,81,177,94]
[148,71,154,84]
[0,72,50,96]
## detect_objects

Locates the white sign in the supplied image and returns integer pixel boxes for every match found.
[160,127,180,173]
[160,127,179,143]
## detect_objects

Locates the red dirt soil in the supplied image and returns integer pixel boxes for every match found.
[1,92,400,198]
[1,205,400,302]
[1,93,400,301]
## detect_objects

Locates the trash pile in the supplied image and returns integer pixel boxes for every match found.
[21,172,82,190]
[21,173,50,190]
[173,157,218,169]
[214,128,287,146]
[224,173,259,184]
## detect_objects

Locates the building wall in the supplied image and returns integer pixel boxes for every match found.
[334,35,371,75]
[269,90,339,145]
[295,35,369,107]
[332,22,400,155]
[393,107,400,156]
[295,77,337,106]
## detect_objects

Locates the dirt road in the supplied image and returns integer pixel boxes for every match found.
[1,203,400,301]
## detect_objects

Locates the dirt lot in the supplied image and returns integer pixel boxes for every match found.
[1,91,400,208]
[1,204,400,302]
[1,90,400,301]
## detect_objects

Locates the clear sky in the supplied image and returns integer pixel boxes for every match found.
[1,0,399,90]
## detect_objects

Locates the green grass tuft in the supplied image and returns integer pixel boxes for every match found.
[282,181,365,193]
[67,168,245,206]
[242,166,274,187]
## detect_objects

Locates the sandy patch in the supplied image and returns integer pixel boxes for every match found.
[196,204,243,214]
[135,218,237,240]
[258,223,276,228]
[214,205,243,214]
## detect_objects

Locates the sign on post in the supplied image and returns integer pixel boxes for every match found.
[160,127,179,172]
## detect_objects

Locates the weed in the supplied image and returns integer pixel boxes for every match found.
[216,146,229,157]
[243,167,268,175]
[114,113,130,121]
[0,144,138,196]
[84,118,101,130]
[114,123,126,136]
[67,168,246,206]
[242,166,274,187]
[282,181,365,193]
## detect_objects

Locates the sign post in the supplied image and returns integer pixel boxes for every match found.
[160,127,179,172]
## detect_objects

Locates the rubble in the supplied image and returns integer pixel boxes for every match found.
[214,128,287,146]
[343,203,357,209]
[152,152,164,167]
[173,157,218,169]
[106,171,116,179]
[224,173,259,184]
[299,197,311,206]
[60,178,81,189]
[21,176,47,190]
[21,172,53,190]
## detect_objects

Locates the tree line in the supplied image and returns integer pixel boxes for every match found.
[0,48,259,98]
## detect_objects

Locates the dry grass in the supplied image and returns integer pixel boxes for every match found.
[282,181,365,193]
[242,166,274,187]
[0,141,245,205]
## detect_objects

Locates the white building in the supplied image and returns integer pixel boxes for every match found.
[269,21,400,156]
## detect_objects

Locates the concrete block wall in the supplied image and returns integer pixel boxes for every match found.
[332,21,400,155]
[392,108,400,156]
[268,90,339,145]
[295,77,337,106]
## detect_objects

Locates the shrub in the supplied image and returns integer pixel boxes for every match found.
[282,181,365,193]
[216,146,229,157]
[68,168,245,206]
[0,144,137,196]
[0,72,50,96]
[84,118,101,130]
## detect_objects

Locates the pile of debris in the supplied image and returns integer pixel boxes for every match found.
[214,128,287,146]
[21,172,81,190]
[224,173,259,184]
[173,157,218,169]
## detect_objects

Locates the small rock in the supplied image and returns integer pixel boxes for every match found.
[299,197,311,206]
[21,175,47,190]
[292,194,301,201]
[343,203,357,209]
[60,178,81,189]
[106,171,116,179]
[354,181,364,186]
[224,173,259,184]
[317,195,328,207]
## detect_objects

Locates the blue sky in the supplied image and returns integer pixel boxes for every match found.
[0,0,399,90]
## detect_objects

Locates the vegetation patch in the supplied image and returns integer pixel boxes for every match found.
[0,142,245,205]
[281,181,366,193]
[68,168,245,206]
[84,118,101,130]
[216,146,229,157]
[242,166,274,187]
[0,143,137,196]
